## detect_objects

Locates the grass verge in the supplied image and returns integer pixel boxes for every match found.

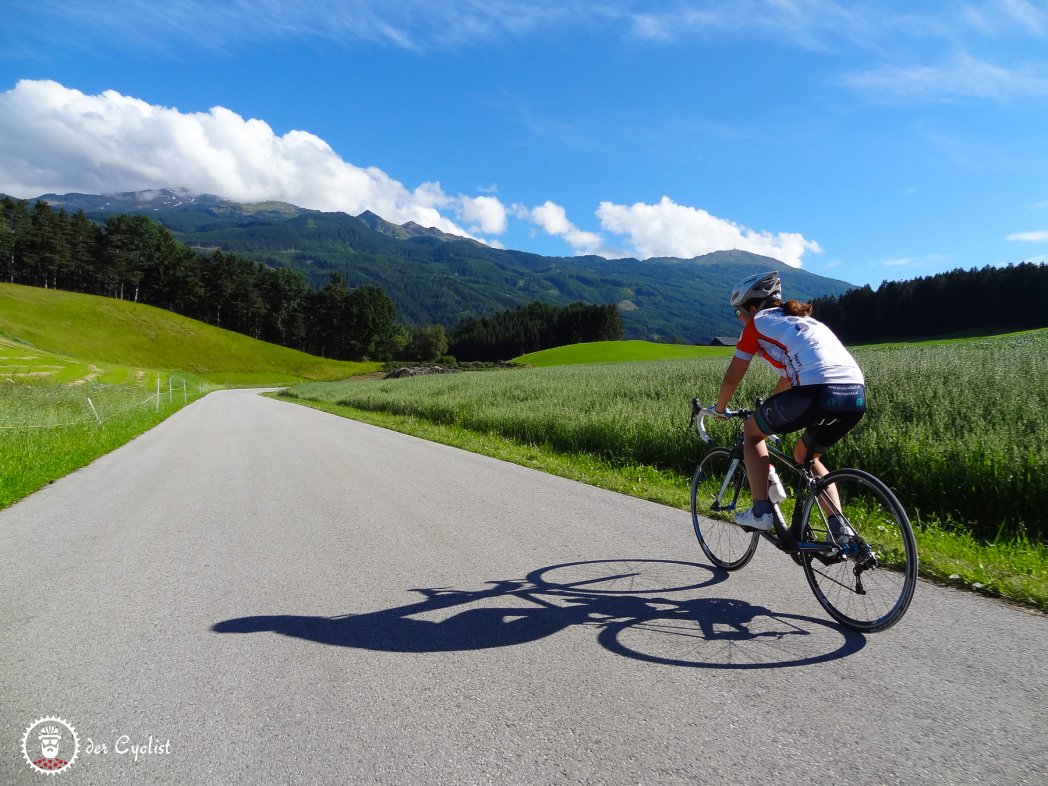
[276,394,1048,613]
[1,381,206,508]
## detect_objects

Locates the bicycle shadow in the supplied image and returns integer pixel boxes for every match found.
[212,559,865,669]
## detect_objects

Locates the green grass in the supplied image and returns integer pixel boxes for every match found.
[854,327,1048,348]
[0,283,379,381]
[514,339,734,367]
[1,335,158,386]
[0,330,211,506]
[0,375,208,507]
[197,371,320,387]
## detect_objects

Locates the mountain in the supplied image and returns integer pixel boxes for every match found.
[29,189,856,343]
[34,188,311,231]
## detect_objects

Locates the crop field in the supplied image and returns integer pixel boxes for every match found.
[286,329,1048,546]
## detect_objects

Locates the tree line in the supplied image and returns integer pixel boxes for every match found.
[0,197,623,362]
[811,262,1048,343]
[449,301,623,361]
[0,197,405,360]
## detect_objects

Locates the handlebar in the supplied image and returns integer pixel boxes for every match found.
[690,398,749,445]
[689,397,776,446]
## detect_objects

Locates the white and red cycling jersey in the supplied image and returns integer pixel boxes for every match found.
[735,308,864,387]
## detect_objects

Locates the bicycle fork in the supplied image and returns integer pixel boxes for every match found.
[715,457,744,512]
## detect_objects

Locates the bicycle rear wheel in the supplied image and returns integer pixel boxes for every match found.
[800,469,917,632]
[691,447,759,571]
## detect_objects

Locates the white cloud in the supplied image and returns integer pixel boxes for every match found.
[4,0,598,54]
[3,1,943,61]
[528,201,574,236]
[517,195,820,264]
[459,195,507,235]
[1007,230,1048,242]
[998,0,1048,36]
[625,0,876,51]
[0,79,495,238]
[841,52,1048,101]
[521,201,615,257]
[596,196,820,267]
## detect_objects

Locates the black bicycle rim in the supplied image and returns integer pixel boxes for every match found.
[691,448,759,571]
[800,469,917,633]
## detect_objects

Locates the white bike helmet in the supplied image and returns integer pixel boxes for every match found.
[730,270,781,307]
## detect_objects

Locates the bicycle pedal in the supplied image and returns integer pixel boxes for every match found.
[738,523,775,534]
[738,523,773,533]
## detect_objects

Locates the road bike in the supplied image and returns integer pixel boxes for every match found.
[688,398,917,632]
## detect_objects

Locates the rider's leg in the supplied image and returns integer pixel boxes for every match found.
[795,437,857,542]
[794,439,842,516]
[744,416,771,511]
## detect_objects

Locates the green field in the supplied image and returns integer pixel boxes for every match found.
[0,376,207,507]
[515,340,734,367]
[0,283,378,384]
[282,328,1048,608]
[0,332,210,507]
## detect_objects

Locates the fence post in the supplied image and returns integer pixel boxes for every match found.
[156,377,161,412]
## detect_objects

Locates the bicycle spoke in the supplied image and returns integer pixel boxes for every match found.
[800,469,917,632]
[807,564,859,594]
[691,448,759,571]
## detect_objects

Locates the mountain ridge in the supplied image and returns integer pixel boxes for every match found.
[22,189,856,343]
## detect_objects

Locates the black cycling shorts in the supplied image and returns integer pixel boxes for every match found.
[753,383,866,455]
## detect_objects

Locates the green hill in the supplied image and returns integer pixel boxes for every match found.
[0,283,377,383]
[514,340,734,367]
[513,327,1048,368]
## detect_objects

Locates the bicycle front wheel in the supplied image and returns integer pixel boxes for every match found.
[800,469,917,633]
[691,447,759,571]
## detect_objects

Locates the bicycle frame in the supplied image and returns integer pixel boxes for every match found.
[690,398,842,559]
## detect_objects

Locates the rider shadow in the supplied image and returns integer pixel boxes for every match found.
[215,580,590,652]
[212,559,866,669]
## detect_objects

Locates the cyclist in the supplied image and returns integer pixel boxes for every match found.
[710,270,866,533]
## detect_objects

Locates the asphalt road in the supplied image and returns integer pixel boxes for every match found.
[1,388,1045,785]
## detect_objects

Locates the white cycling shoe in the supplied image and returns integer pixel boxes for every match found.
[735,507,774,532]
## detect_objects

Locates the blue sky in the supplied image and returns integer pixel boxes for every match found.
[2,1,1047,288]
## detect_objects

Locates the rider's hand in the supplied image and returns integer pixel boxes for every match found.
[706,405,730,421]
